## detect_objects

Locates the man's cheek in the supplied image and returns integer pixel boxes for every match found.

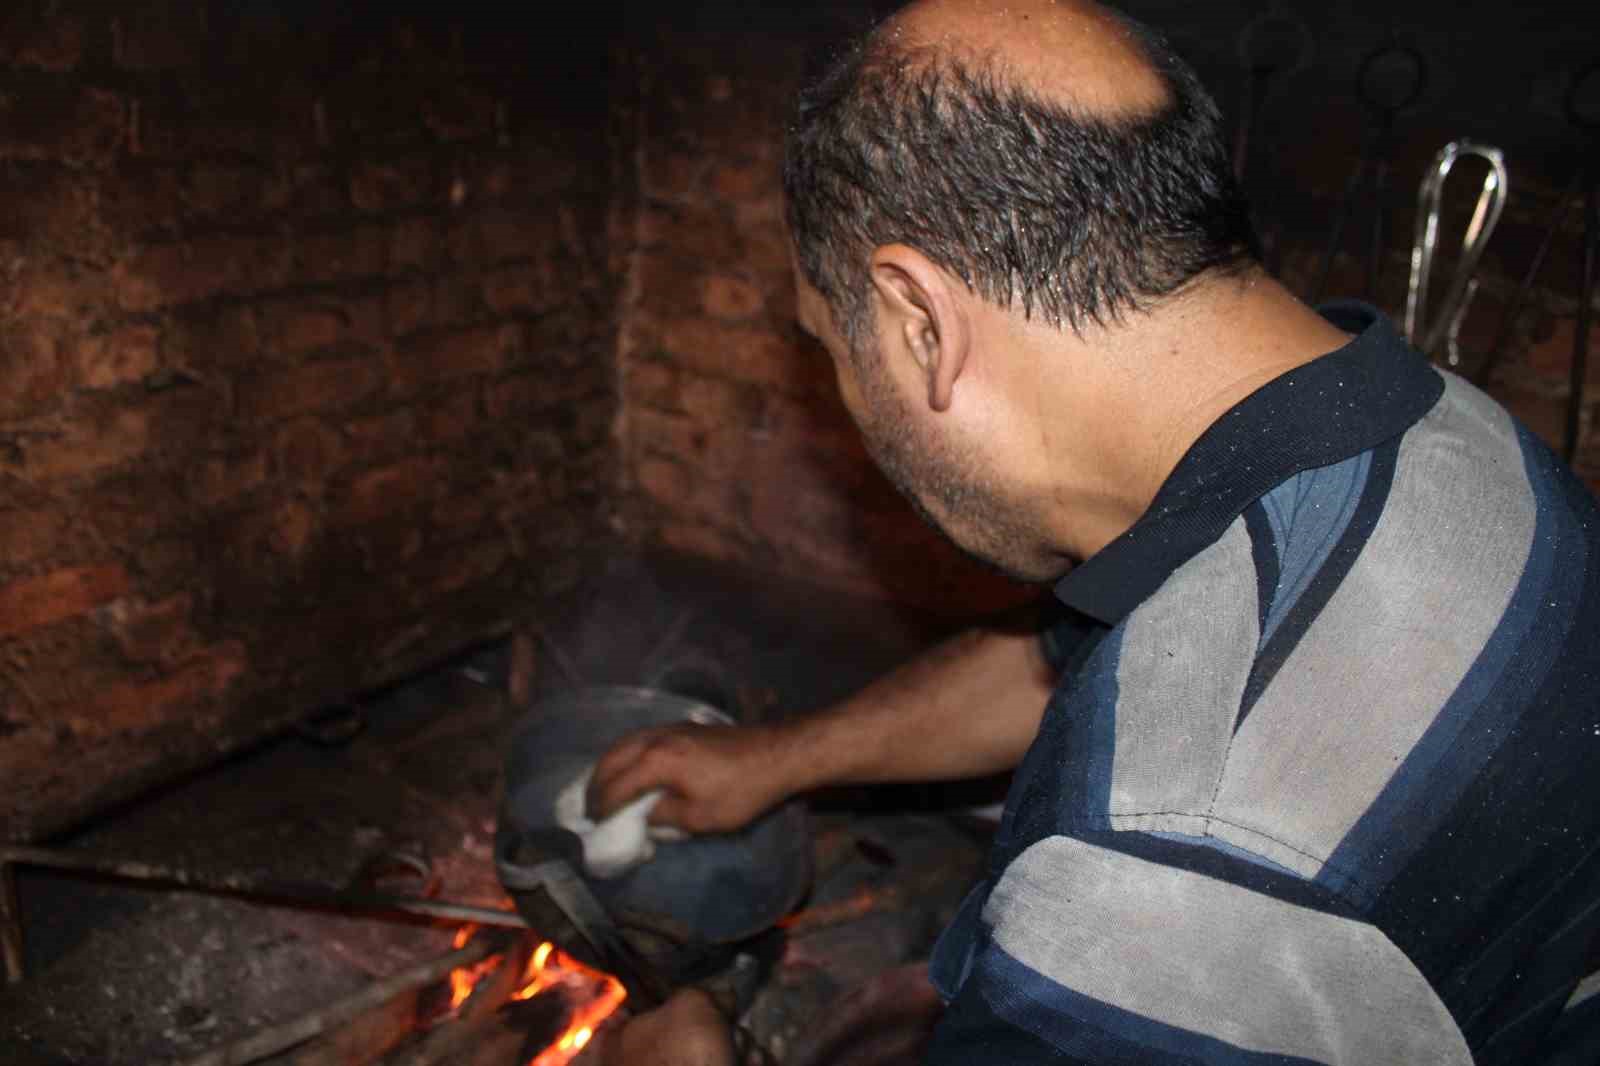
[832,365,867,423]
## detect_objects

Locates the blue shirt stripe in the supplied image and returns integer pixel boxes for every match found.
[937,938,1326,1065]
[1318,424,1586,908]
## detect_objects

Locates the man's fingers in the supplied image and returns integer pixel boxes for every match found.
[589,730,686,819]
[587,762,652,821]
[587,733,655,818]
[582,723,789,839]
[646,790,695,832]
[592,729,653,784]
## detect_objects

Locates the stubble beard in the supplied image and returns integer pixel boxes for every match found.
[848,347,1053,585]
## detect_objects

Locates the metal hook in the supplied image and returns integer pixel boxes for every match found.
[1311,43,1428,302]
[1231,3,1315,180]
[1405,141,1510,366]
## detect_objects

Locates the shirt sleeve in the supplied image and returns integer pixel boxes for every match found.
[923,834,1474,1066]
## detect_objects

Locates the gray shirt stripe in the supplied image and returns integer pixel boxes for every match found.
[986,835,1474,1064]
[1214,376,1537,880]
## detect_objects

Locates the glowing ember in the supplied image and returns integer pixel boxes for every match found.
[516,941,626,1066]
[448,926,504,1011]
[446,926,628,1066]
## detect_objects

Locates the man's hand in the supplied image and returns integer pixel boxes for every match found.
[587,721,792,833]
[589,620,1058,833]
[590,988,735,1066]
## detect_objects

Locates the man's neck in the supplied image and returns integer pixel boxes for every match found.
[1040,270,1354,561]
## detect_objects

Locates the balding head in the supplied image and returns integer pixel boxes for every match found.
[888,0,1168,117]
[783,0,1256,349]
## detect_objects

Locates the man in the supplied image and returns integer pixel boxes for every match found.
[590,1,1600,1062]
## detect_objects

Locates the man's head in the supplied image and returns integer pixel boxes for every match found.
[784,0,1258,580]
[785,0,1255,350]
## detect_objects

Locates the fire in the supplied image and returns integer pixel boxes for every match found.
[447,926,628,1066]
[514,938,627,1066]
[448,925,504,1010]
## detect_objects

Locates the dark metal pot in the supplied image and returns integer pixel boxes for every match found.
[495,686,812,949]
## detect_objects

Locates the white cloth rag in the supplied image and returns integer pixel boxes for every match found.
[553,764,684,879]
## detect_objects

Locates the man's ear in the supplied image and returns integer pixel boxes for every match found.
[868,245,971,412]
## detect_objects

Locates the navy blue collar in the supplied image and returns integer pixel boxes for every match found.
[1055,302,1444,626]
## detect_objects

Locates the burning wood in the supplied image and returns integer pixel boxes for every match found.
[440,925,627,1066]
[166,926,625,1066]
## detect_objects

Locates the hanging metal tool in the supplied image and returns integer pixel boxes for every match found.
[1405,141,1510,367]
[1474,176,1583,391]
[1231,4,1314,275]
[1232,4,1315,179]
[1472,61,1599,461]
[1559,61,1600,461]
[1313,44,1428,303]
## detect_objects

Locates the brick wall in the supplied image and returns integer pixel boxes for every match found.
[4,0,1594,838]
[616,1,1599,616]
[615,17,1034,618]
[0,1,626,840]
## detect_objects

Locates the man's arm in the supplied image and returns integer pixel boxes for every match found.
[588,620,1057,832]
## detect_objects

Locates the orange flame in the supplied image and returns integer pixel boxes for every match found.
[515,940,627,1066]
[448,925,504,1011]
[446,926,627,1066]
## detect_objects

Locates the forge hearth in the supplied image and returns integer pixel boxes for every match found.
[0,552,988,1066]
[12,7,1593,1036]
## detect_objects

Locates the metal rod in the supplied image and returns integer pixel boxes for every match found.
[1,857,23,985]
[1314,45,1425,303]
[1476,177,1582,388]
[1367,159,1389,299]
[1232,63,1274,184]
[0,845,527,982]
[1566,175,1599,462]
[1314,151,1365,302]
[174,932,510,1066]
[1231,4,1313,185]
[636,605,698,683]
[531,625,587,689]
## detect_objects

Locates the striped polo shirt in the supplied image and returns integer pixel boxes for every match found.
[926,303,1600,1065]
